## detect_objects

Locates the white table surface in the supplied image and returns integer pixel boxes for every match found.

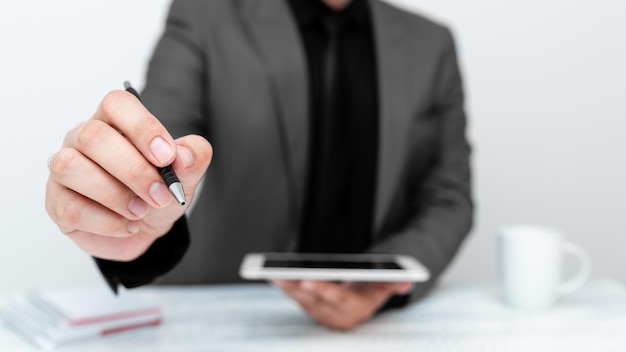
[2,279,626,351]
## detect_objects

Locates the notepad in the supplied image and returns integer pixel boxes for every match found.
[0,287,161,350]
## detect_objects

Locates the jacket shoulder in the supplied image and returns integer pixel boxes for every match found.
[167,0,240,24]
[373,0,454,43]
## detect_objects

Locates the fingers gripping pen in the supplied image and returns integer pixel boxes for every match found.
[124,81,187,206]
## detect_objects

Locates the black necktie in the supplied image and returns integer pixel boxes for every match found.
[299,14,351,253]
[322,16,341,123]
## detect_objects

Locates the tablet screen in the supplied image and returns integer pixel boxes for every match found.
[264,259,402,270]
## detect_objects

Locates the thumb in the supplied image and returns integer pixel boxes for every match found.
[171,134,213,198]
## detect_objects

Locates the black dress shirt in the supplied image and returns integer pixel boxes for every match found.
[287,0,379,254]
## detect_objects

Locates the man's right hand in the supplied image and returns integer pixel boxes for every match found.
[45,90,212,262]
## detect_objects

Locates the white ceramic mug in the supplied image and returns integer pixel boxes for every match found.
[497,225,592,309]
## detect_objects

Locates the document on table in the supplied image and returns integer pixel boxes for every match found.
[2,279,626,352]
[0,287,161,350]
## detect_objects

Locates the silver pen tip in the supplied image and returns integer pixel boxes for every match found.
[168,182,187,206]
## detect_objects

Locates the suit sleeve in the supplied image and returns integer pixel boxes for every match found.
[95,0,207,291]
[95,216,190,293]
[368,29,473,305]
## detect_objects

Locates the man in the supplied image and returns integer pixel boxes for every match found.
[45,0,472,330]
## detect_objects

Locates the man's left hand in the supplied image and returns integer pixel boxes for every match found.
[272,280,412,330]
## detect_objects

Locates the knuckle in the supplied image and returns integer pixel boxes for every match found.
[133,116,161,138]
[126,160,152,185]
[76,120,108,149]
[56,198,84,227]
[49,148,78,178]
[62,127,76,147]
[99,90,127,117]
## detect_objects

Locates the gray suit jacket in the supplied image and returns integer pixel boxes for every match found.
[140,0,472,301]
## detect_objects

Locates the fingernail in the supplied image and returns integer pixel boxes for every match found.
[128,196,149,218]
[150,137,174,164]
[149,182,173,207]
[177,146,194,168]
[127,221,140,234]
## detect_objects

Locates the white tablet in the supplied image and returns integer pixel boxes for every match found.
[239,252,430,282]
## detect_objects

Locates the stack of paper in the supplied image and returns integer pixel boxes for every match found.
[0,287,161,350]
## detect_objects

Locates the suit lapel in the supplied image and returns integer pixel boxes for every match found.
[241,0,410,235]
[370,0,411,233]
[241,0,309,220]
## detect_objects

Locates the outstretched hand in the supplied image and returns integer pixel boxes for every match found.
[46,91,212,261]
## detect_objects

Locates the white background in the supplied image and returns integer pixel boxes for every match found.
[0,0,624,294]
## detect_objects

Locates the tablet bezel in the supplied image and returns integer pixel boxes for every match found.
[239,252,430,282]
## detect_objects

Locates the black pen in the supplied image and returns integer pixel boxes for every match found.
[124,81,186,206]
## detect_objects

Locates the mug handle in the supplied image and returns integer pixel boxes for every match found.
[557,242,592,295]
